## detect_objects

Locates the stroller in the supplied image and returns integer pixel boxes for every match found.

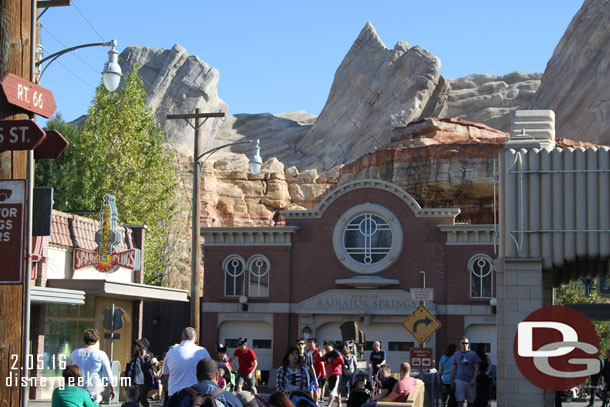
[289,391,317,407]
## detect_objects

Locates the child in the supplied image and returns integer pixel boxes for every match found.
[122,386,139,407]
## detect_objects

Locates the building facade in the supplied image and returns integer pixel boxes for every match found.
[201,179,496,378]
[28,209,187,399]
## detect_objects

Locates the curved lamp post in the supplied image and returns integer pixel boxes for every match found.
[166,109,262,338]
[36,39,122,90]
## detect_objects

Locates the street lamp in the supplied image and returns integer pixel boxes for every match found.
[166,109,263,339]
[36,39,122,90]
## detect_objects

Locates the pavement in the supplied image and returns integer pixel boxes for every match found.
[23,397,607,407]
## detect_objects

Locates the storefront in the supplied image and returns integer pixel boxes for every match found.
[28,202,188,399]
[201,179,496,377]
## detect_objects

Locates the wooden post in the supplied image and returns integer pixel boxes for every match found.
[0,0,33,406]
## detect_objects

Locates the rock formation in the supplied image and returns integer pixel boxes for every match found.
[528,0,610,146]
[111,0,608,229]
[118,44,228,156]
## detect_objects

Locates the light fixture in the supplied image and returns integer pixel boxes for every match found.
[102,40,122,92]
[302,326,312,340]
[36,40,122,92]
[249,139,262,175]
[239,295,248,312]
[490,297,497,314]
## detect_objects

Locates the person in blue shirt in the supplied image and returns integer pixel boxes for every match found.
[166,358,243,407]
[438,343,457,407]
[450,337,479,407]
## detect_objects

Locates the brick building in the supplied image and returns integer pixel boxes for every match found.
[201,178,496,378]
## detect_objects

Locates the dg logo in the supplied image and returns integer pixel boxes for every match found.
[513,305,600,391]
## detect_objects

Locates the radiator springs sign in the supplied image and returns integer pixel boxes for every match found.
[73,194,140,272]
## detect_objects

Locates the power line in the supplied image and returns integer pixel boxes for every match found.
[55,60,97,90]
[71,0,106,42]
[40,25,101,75]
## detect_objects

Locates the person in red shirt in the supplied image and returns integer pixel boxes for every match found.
[307,338,326,405]
[228,338,258,394]
[323,341,345,407]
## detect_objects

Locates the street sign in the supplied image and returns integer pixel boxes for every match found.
[0,73,57,118]
[0,120,46,152]
[403,304,442,344]
[103,307,126,330]
[411,287,434,302]
[0,180,26,283]
[34,129,69,159]
[410,347,433,368]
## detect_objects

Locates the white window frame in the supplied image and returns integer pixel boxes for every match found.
[332,203,403,274]
[223,255,246,297]
[468,254,494,299]
[247,254,270,298]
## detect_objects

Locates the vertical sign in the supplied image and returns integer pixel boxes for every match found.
[0,180,26,283]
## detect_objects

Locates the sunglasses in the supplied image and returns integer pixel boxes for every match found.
[297,342,305,345]
[461,342,469,345]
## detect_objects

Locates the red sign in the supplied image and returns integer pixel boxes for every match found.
[34,129,69,159]
[72,195,141,273]
[0,180,25,283]
[0,73,57,118]
[410,347,433,368]
[0,120,46,152]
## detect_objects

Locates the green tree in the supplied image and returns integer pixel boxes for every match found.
[36,69,188,285]
[555,281,610,351]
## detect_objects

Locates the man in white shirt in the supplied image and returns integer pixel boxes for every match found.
[162,327,211,396]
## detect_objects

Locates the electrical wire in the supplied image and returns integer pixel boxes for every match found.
[40,25,102,75]
[72,0,106,42]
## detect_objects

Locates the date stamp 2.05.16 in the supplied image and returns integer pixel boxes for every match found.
[9,354,67,371]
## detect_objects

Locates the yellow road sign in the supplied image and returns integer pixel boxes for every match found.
[403,304,442,344]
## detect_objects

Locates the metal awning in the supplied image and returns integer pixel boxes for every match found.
[46,279,188,302]
[30,286,86,305]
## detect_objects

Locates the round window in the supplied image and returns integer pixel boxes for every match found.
[333,203,403,274]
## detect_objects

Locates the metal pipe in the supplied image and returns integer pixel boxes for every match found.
[21,1,37,405]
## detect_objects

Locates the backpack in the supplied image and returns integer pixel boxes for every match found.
[183,387,225,407]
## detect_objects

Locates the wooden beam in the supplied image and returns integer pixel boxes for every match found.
[0,1,33,406]
[37,0,71,8]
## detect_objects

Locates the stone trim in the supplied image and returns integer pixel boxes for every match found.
[201,226,299,246]
[438,224,496,245]
[281,179,461,219]
[203,301,494,316]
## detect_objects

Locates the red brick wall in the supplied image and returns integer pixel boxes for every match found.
[201,186,495,367]
[287,188,455,302]
[201,312,219,355]
[202,246,292,303]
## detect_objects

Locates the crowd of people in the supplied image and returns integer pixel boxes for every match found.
[51,328,495,407]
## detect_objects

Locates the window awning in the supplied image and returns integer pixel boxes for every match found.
[31,286,86,305]
[46,279,188,302]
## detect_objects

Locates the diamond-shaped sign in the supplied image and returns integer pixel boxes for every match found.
[403,304,442,344]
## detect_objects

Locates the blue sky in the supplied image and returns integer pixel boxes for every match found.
[38,0,583,124]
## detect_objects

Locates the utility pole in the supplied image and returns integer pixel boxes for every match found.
[0,1,34,406]
[166,109,225,340]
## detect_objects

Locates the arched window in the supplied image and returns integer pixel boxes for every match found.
[469,254,494,298]
[247,255,270,297]
[223,255,246,296]
[333,203,403,274]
